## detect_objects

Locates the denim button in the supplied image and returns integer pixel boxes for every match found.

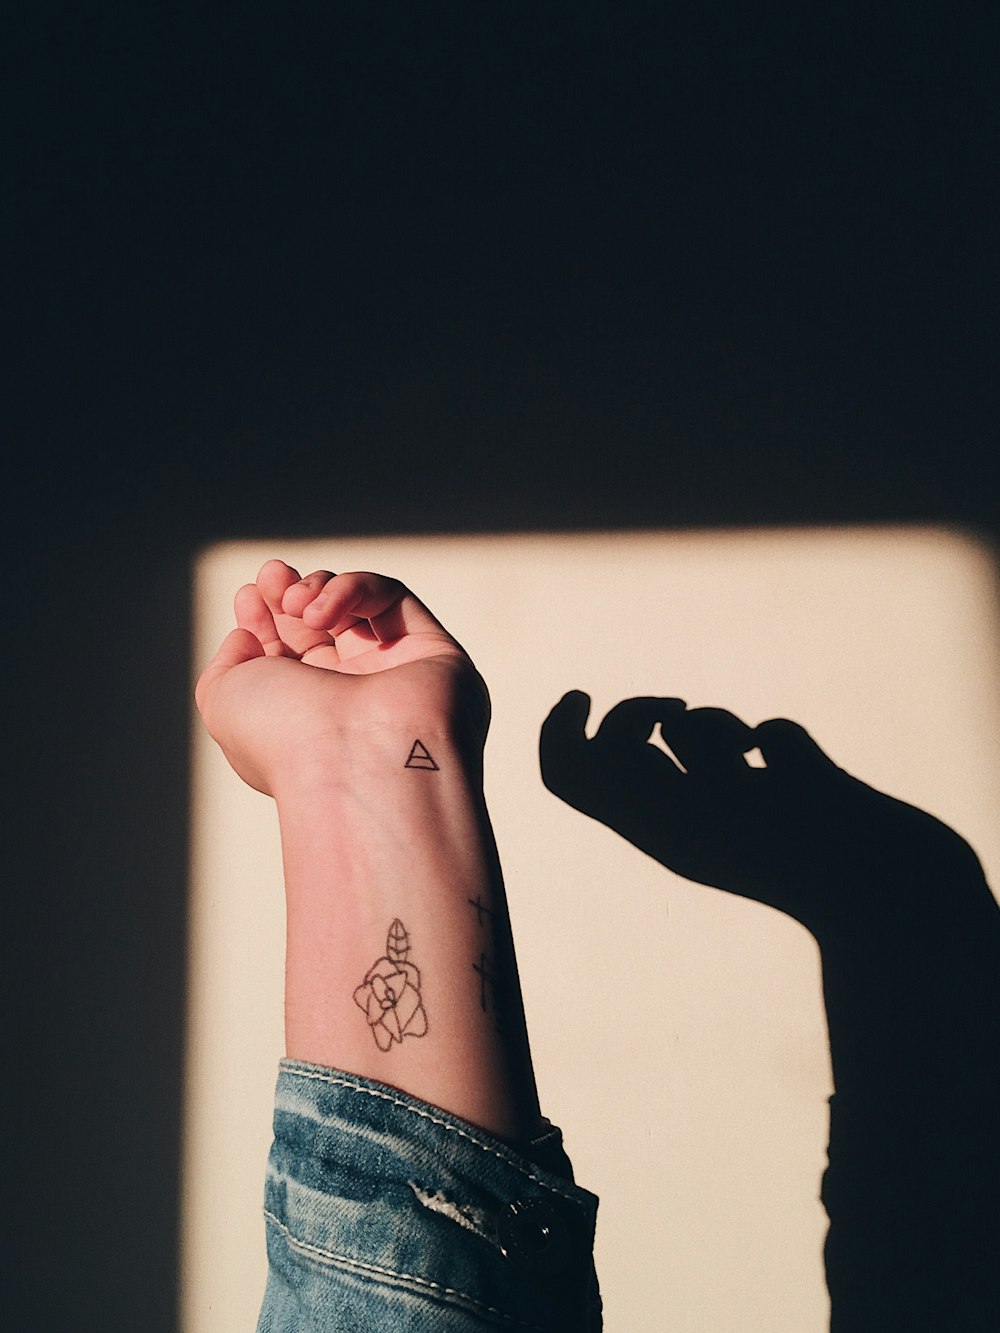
[497,1198,573,1274]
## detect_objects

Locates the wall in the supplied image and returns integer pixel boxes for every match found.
[8,6,998,1327]
[184,529,1000,1331]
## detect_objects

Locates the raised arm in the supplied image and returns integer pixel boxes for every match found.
[197,559,542,1139]
[198,564,601,1332]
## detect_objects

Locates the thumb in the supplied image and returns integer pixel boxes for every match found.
[753,718,839,774]
[539,690,592,794]
[195,628,265,716]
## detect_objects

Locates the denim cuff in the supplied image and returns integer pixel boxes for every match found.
[259,1060,601,1332]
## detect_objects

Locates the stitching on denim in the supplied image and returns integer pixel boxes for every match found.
[279,1064,584,1207]
[263,1208,549,1331]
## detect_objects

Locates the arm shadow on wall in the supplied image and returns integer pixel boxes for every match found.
[541,692,1000,1332]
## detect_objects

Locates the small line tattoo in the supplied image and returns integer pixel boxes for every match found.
[467,891,507,1033]
[404,739,439,771]
[472,951,498,1013]
[467,894,497,926]
[353,919,429,1051]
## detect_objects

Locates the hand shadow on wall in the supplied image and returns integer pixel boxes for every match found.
[541,693,1000,1332]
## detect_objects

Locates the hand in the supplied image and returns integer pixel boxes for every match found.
[539,692,980,932]
[196,560,489,797]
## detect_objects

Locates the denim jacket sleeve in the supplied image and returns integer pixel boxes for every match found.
[257,1060,602,1332]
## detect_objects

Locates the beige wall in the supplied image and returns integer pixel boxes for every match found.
[182,528,1000,1332]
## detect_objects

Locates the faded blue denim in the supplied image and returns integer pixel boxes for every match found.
[257,1059,601,1331]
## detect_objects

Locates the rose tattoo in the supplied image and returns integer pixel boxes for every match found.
[354,919,429,1051]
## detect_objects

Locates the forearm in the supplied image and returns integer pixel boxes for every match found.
[274,725,544,1142]
[818,866,1000,1091]
[817,876,1000,1321]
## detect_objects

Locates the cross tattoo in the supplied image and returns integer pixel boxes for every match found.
[472,952,498,1012]
[467,895,497,927]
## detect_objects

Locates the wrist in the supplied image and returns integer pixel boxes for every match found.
[271,721,484,811]
[272,726,494,930]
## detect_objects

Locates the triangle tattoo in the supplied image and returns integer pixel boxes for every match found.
[404,739,440,771]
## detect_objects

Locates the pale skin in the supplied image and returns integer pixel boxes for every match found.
[196,559,544,1142]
